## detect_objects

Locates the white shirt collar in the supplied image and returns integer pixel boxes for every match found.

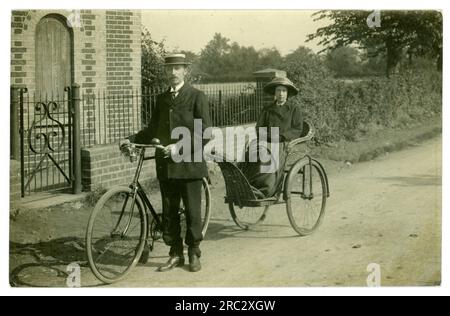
[170,81,185,93]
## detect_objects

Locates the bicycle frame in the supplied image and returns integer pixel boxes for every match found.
[112,145,162,240]
[301,156,314,200]
[281,155,331,202]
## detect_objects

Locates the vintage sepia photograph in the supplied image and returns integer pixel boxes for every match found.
[8,9,442,288]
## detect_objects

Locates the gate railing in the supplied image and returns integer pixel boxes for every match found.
[81,82,263,147]
[11,84,82,197]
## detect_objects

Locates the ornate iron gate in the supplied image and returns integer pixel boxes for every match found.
[18,86,81,197]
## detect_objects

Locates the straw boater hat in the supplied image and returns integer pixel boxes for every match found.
[263,77,299,96]
[163,53,192,66]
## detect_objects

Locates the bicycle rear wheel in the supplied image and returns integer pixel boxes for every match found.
[200,178,212,236]
[86,186,147,284]
[155,177,212,244]
[179,177,212,237]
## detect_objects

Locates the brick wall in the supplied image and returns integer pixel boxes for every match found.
[11,10,141,93]
[11,10,144,198]
[105,10,141,95]
[79,10,100,94]
[10,10,142,147]
[81,144,156,191]
[104,10,142,142]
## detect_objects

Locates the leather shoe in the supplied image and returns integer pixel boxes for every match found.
[157,256,185,272]
[189,255,201,272]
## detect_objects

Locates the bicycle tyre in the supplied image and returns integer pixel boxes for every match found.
[200,177,212,237]
[228,203,269,231]
[86,186,147,284]
[285,157,327,236]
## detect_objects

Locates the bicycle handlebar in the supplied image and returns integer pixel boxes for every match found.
[129,143,165,150]
[120,138,164,162]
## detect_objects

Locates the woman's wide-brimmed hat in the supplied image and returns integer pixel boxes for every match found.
[163,53,192,66]
[263,77,299,96]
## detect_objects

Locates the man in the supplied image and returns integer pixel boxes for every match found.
[123,53,211,272]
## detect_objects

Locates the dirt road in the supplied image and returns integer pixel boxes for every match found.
[10,136,442,287]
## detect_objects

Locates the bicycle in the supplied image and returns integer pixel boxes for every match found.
[85,140,212,284]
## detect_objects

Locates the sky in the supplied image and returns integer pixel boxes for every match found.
[141,10,329,56]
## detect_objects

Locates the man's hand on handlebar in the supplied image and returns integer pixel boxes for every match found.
[160,144,176,159]
[119,139,132,153]
[119,138,173,159]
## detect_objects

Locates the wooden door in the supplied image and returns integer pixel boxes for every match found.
[35,15,72,98]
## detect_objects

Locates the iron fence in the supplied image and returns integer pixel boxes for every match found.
[80,82,264,147]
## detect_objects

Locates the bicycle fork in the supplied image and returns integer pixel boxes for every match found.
[111,149,146,239]
[110,188,139,238]
[301,156,314,200]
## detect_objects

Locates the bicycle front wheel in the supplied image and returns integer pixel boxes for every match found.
[86,186,147,284]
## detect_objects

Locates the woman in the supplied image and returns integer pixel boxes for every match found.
[241,76,304,199]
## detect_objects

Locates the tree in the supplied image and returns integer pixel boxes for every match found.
[281,46,336,142]
[360,48,386,76]
[179,50,202,83]
[257,47,284,70]
[282,46,332,87]
[198,33,266,82]
[179,50,199,64]
[308,10,443,76]
[199,33,231,78]
[141,27,167,90]
[325,46,363,77]
[224,43,259,78]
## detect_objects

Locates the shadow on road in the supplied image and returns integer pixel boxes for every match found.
[204,219,301,240]
[10,218,303,287]
[9,237,91,287]
[378,175,441,187]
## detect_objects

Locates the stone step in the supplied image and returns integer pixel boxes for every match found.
[16,192,87,211]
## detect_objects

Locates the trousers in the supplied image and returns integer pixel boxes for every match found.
[159,179,203,257]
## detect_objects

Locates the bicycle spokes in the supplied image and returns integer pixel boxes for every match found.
[87,189,146,282]
[286,159,327,235]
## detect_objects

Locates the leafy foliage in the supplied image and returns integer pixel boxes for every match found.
[282,47,441,143]
[141,27,168,90]
[325,46,364,77]
[308,10,443,76]
[198,33,285,82]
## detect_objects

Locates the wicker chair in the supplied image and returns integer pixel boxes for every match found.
[217,121,315,208]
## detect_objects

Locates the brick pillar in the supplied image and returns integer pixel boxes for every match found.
[253,68,287,109]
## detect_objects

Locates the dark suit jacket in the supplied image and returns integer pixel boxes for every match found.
[133,84,212,180]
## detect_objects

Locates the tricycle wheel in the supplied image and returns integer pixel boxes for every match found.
[229,203,269,230]
[285,157,327,236]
